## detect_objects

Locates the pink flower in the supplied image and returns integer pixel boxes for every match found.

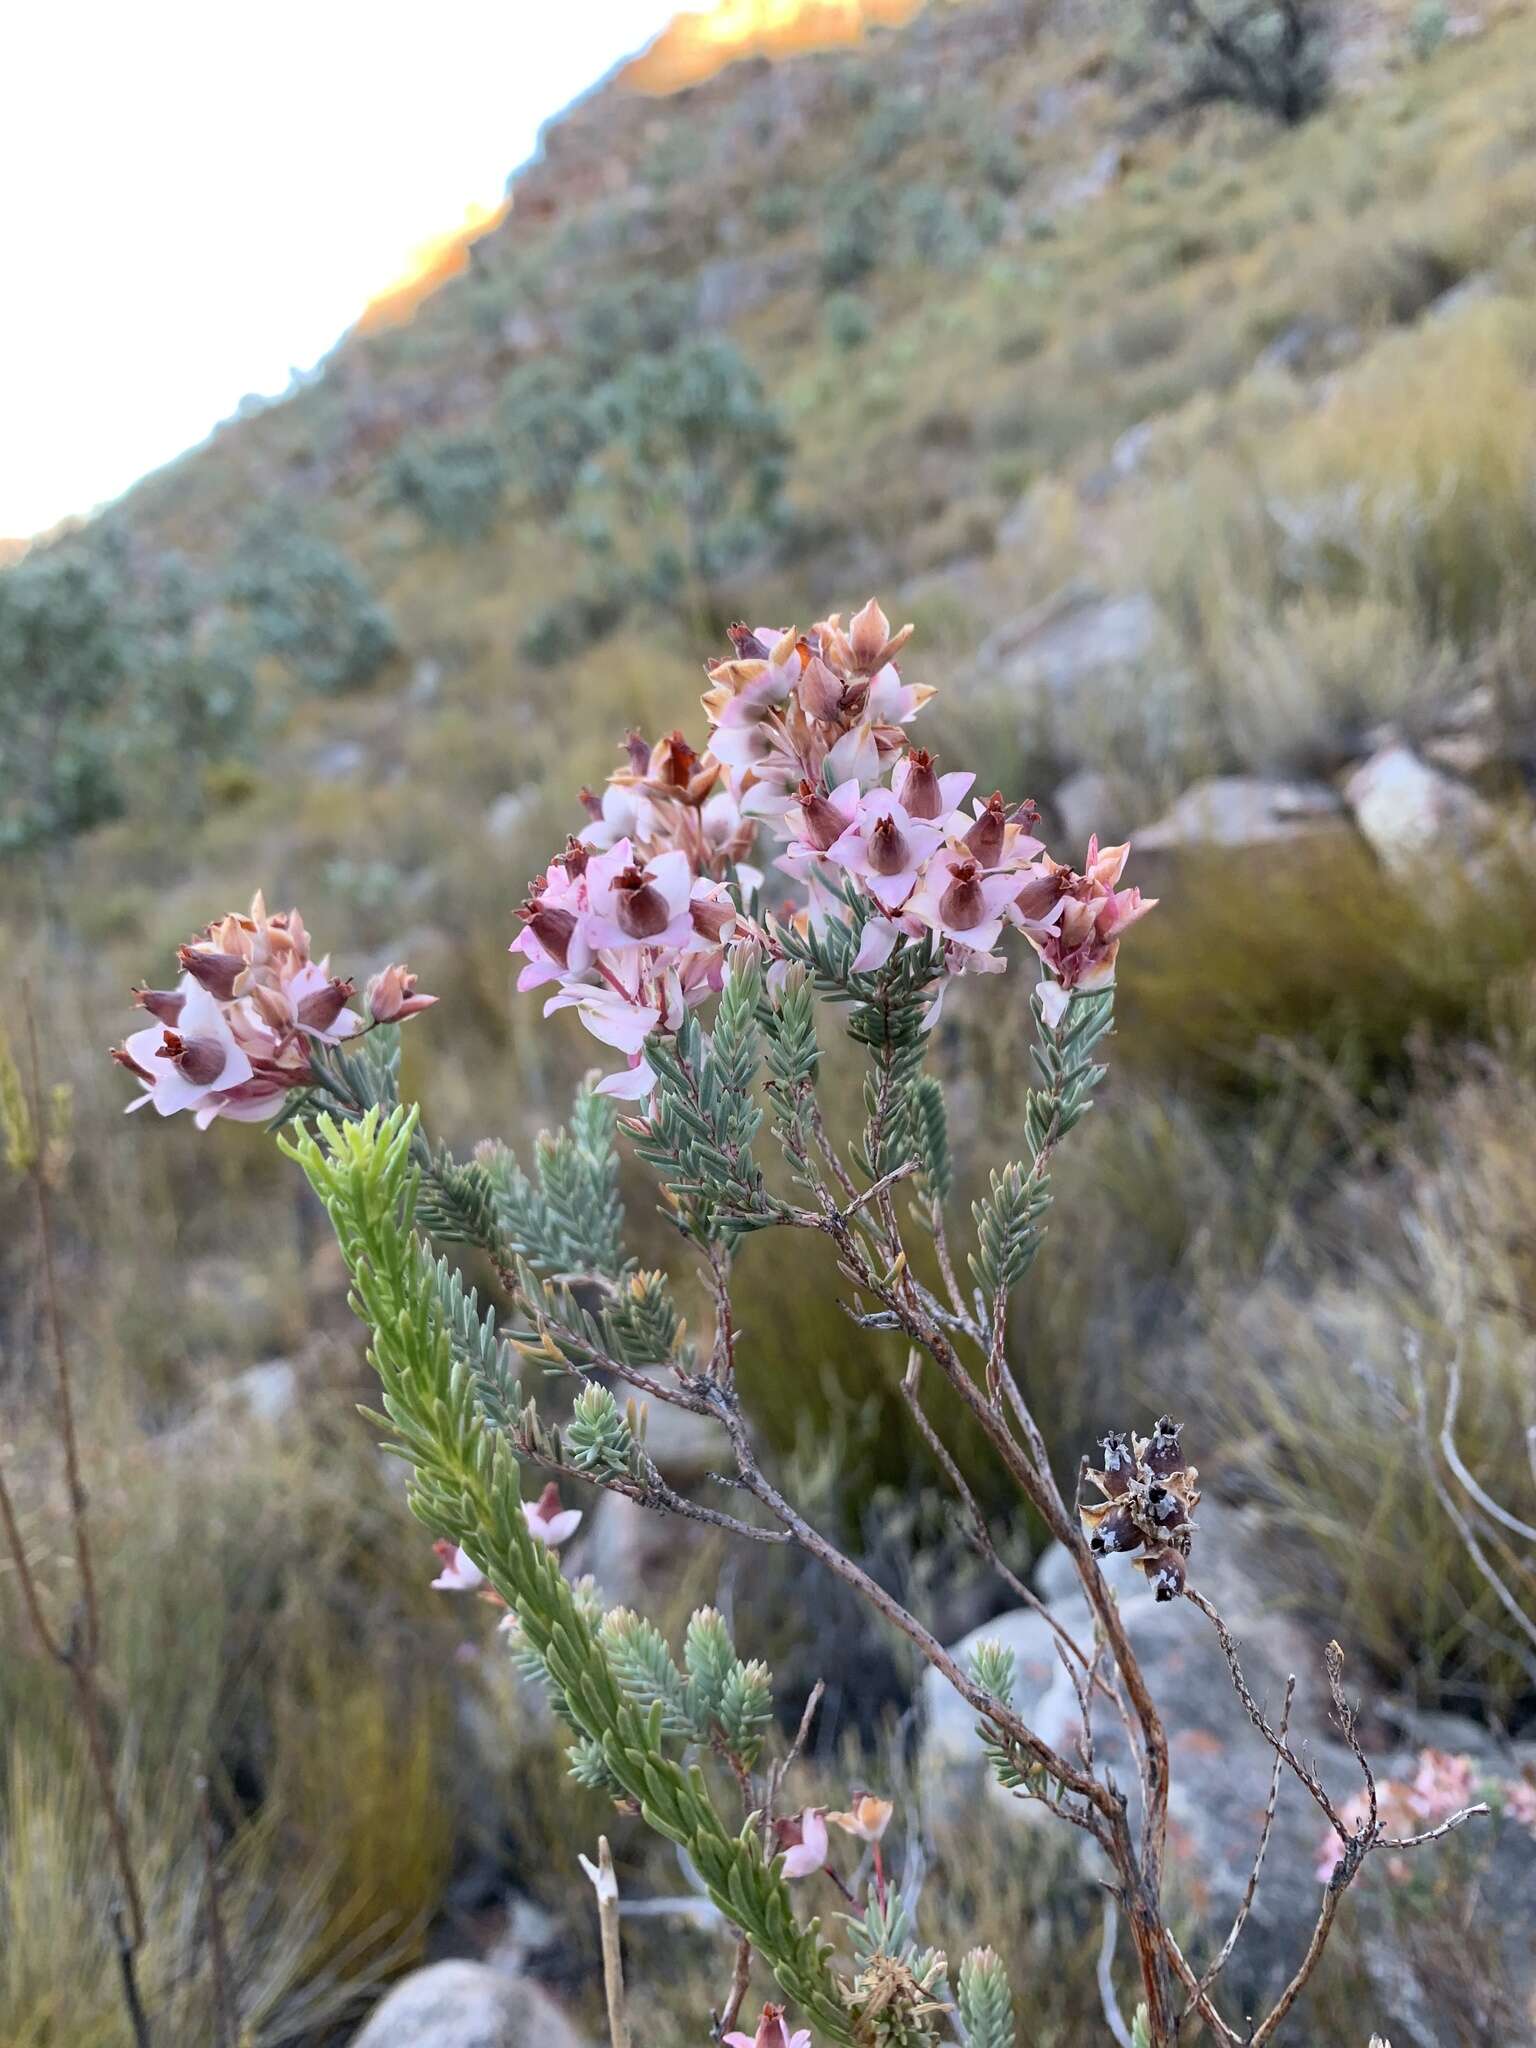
[366,962,439,1023]
[581,842,696,953]
[430,1541,486,1593]
[118,979,255,1121]
[775,1807,829,1879]
[829,1791,893,1842]
[580,779,655,851]
[1503,1775,1536,1833]
[1018,838,1156,1019]
[723,2005,812,2048]
[890,748,974,825]
[523,1481,583,1548]
[905,848,1020,953]
[1407,1749,1476,1822]
[827,790,943,912]
[851,916,901,972]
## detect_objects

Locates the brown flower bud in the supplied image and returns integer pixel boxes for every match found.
[518,897,578,967]
[964,792,1008,867]
[690,894,734,944]
[1089,1503,1141,1556]
[866,812,911,877]
[1097,1431,1135,1497]
[132,985,185,1027]
[177,945,247,1001]
[727,622,769,660]
[1145,1416,1185,1478]
[900,748,944,821]
[296,977,355,1035]
[798,653,846,723]
[613,864,672,940]
[937,856,989,931]
[157,1031,227,1087]
[795,779,848,853]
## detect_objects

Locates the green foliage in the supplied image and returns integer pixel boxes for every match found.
[845,1890,950,2048]
[820,180,890,285]
[278,1104,854,2038]
[499,358,608,515]
[1410,0,1449,61]
[228,527,395,695]
[627,953,773,1244]
[389,430,507,541]
[591,338,791,597]
[481,1080,628,1278]
[958,1947,1016,2048]
[908,1073,955,1209]
[0,539,253,852]
[566,1382,636,1478]
[825,290,874,353]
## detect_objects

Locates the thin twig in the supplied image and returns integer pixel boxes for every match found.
[579,1837,631,2048]
[196,1767,237,2048]
[1183,1675,1294,2019]
[1185,1588,1347,1836]
[112,1904,153,2048]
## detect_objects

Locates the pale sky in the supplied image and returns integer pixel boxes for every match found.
[1,1,688,538]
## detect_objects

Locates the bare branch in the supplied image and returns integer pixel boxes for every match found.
[1183,1674,1294,2019]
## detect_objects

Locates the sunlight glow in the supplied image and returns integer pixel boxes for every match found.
[1,1,682,539]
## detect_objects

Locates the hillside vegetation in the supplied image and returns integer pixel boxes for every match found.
[5,1,1536,2040]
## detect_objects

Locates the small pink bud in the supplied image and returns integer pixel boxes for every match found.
[849,597,891,671]
[365,963,438,1023]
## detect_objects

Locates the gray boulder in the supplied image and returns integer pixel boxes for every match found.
[1134,776,1344,852]
[981,590,1160,704]
[1343,744,1500,877]
[349,1962,587,2048]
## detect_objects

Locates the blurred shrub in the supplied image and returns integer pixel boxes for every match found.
[388,431,507,542]
[520,572,635,667]
[1148,0,1331,125]
[228,529,396,695]
[0,539,253,854]
[899,184,980,269]
[499,358,608,515]
[820,179,891,285]
[824,290,874,352]
[571,276,694,383]
[1410,0,1450,61]
[590,338,791,604]
[754,184,807,236]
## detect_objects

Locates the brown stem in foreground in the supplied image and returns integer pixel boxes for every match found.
[580,1836,632,2048]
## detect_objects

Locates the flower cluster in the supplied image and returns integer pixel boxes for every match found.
[1080,1415,1199,1602]
[111,893,436,1128]
[1316,1749,1536,1885]
[512,601,1154,1090]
